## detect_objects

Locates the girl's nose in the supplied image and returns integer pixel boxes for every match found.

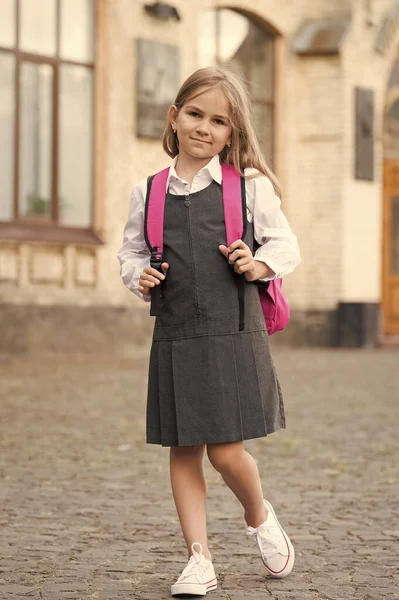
[195,120,211,135]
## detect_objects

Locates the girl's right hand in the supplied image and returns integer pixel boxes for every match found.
[138,263,169,295]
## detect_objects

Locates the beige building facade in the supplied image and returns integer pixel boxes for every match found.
[1,0,399,350]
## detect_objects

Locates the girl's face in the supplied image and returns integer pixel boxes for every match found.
[170,87,232,162]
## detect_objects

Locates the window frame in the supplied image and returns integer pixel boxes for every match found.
[0,0,102,245]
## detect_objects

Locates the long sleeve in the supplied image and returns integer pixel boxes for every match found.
[117,182,151,302]
[245,171,301,281]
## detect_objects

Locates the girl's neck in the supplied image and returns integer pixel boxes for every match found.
[174,153,215,185]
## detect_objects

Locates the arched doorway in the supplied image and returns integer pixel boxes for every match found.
[198,8,277,167]
[383,59,399,335]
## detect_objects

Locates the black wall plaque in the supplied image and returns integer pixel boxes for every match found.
[355,87,375,181]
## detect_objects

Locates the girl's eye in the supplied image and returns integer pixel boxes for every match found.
[189,111,200,117]
[214,119,226,126]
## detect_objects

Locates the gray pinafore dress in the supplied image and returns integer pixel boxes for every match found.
[146,180,285,447]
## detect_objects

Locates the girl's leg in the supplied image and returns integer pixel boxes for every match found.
[170,444,212,560]
[207,441,267,528]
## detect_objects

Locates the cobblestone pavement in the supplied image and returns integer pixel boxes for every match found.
[0,347,398,600]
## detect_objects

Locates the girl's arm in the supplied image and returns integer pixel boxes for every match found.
[245,170,301,281]
[117,181,151,302]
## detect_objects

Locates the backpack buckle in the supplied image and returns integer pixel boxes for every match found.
[149,248,164,317]
[150,247,163,272]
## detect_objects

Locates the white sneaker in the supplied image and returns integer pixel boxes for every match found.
[171,542,217,596]
[246,499,295,578]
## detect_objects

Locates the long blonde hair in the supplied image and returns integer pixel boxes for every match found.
[162,65,280,196]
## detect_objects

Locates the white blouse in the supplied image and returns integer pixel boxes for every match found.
[117,155,301,302]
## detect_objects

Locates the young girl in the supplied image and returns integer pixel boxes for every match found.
[118,66,301,597]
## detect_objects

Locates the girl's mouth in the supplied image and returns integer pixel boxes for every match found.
[191,138,211,144]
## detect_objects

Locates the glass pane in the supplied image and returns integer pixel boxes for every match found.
[60,0,94,62]
[59,65,92,227]
[20,0,57,56]
[248,30,274,101]
[0,0,16,48]
[19,62,53,219]
[198,9,249,67]
[391,197,399,276]
[388,60,399,90]
[385,97,399,160]
[252,102,273,164]
[219,9,249,64]
[0,52,15,222]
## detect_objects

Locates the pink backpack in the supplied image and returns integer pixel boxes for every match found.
[145,164,290,335]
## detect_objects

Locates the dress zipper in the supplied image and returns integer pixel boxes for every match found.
[185,193,200,316]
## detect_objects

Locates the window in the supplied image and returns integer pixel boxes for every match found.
[199,9,275,164]
[0,0,96,241]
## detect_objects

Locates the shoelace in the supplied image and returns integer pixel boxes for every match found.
[247,523,280,559]
[177,542,209,583]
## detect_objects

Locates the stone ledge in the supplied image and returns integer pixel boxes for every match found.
[0,304,154,355]
[0,303,380,354]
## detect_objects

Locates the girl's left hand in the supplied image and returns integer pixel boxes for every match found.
[219,240,258,282]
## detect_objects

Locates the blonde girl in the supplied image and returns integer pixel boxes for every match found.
[118,66,301,597]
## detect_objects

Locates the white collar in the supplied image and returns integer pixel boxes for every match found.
[167,154,222,188]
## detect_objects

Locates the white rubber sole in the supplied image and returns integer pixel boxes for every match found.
[171,578,217,596]
[260,500,295,578]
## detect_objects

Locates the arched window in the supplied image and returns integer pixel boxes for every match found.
[0,0,95,235]
[199,8,275,163]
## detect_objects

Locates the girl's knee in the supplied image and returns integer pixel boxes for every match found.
[207,442,244,475]
[170,444,206,461]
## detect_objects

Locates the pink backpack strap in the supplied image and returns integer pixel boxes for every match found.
[221,163,246,246]
[145,167,170,263]
[144,167,170,315]
[221,164,247,331]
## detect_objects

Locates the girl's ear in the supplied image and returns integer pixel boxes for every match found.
[168,104,178,131]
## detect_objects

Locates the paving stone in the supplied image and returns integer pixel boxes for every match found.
[381,529,399,538]
[0,349,398,600]
[271,593,318,600]
[41,583,88,593]
[229,595,271,599]
[1,584,40,594]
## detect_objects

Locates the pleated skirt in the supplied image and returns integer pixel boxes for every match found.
[146,330,285,447]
